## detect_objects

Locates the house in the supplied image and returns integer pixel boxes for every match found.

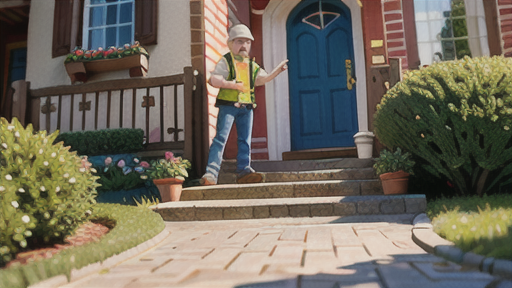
[0,0,511,173]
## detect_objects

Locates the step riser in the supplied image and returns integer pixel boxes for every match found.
[220,158,374,173]
[155,196,426,221]
[181,180,383,201]
[218,168,376,184]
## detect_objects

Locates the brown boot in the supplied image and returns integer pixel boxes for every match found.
[236,172,263,184]
[199,173,217,186]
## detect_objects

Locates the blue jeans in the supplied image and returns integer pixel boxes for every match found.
[205,105,253,179]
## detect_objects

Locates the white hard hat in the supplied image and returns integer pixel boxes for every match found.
[228,24,254,41]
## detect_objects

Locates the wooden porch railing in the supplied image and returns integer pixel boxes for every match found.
[27,67,198,160]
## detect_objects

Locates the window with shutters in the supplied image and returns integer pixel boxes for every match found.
[83,0,135,50]
[53,0,157,58]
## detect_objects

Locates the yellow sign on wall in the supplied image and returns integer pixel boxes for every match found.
[371,40,384,48]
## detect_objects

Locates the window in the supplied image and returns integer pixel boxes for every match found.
[413,0,489,66]
[83,0,135,50]
[52,0,158,58]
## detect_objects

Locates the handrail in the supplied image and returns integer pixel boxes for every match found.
[30,74,187,98]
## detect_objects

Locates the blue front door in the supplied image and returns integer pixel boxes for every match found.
[287,0,358,151]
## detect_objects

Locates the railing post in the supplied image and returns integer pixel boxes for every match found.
[183,67,194,160]
[30,100,40,131]
[192,70,207,176]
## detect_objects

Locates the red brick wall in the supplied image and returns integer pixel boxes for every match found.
[204,0,230,144]
[382,0,408,70]
[497,0,512,57]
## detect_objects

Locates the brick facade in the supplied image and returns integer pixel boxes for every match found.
[201,0,230,145]
[382,0,408,70]
[497,0,512,57]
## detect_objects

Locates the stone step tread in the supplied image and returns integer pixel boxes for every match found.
[158,195,423,208]
[181,179,383,201]
[186,179,380,190]
[218,168,377,184]
[152,195,427,222]
[220,158,374,173]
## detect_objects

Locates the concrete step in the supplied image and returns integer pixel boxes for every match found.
[181,179,383,201]
[218,167,376,184]
[281,147,357,160]
[152,194,427,221]
[219,158,374,173]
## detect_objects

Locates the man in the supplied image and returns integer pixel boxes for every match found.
[200,24,288,185]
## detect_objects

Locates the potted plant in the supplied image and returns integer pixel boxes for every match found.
[373,148,415,195]
[146,152,191,202]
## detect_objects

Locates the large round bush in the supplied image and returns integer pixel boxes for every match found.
[0,118,99,267]
[374,56,512,196]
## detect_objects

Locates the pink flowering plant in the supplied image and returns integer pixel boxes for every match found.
[146,152,191,181]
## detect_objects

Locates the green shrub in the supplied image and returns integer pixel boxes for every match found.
[0,203,165,288]
[0,118,99,267]
[374,56,512,196]
[373,148,415,175]
[54,129,144,156]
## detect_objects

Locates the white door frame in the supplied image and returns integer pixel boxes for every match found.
[262,0,368,160]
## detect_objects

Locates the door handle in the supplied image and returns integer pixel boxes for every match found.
[345,59,356,90]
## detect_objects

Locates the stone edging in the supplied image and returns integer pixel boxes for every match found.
[154,195,427,221]
[28,229,170,288]
[411,213,512,279]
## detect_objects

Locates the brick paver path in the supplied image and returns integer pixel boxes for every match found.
[59,215,499,288]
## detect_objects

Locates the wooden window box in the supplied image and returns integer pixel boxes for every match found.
[65,54,149,84]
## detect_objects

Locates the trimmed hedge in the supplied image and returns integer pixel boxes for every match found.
[374,56,512,196]
[0,203,165,288]
[54,129,144,156]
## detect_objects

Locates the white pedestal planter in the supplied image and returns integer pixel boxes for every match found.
[353,132,375,159]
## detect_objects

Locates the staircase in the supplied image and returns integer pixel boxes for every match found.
[153,158,426,221]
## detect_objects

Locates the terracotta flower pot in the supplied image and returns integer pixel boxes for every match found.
[379,170,410,195]
[153,178,184,202]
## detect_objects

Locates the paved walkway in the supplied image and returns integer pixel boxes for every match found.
[52,215,506,288]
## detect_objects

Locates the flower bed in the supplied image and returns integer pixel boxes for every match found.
[63,42,149,83]
[89,154,161,206]
[0,203,165,288]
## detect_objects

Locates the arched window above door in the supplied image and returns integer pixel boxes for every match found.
[303,11,340,30]
[298,0,342,30]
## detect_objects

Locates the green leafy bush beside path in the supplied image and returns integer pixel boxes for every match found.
[1,118,99,267]
[374,56,512,196]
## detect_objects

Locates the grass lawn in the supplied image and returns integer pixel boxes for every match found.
[427,194,512,261]
[0,203,165,288]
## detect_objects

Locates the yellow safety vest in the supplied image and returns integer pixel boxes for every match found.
[216,53,260,106]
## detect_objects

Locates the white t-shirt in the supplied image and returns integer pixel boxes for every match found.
[211,56,267,80]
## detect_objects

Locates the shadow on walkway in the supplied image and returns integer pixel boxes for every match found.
[230,254,496,288]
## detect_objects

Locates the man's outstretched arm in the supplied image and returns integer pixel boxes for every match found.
[255,59,288,86]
